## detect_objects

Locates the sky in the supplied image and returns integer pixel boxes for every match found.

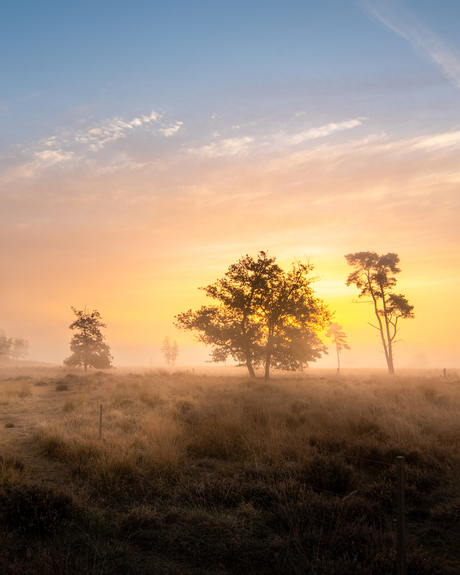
[1,0,459,370]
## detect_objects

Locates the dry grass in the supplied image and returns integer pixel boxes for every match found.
[0,366,459,573]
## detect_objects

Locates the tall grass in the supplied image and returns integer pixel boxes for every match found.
[2,367,460,573]
[31,369,460,487]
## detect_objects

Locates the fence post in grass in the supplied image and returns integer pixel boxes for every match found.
[99,403,103,440]
[396,456,406,575]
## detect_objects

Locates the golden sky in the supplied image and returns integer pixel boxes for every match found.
[1,0,459,369]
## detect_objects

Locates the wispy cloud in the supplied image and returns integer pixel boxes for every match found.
[188,136,254,157]
[274,118,366,146]
[411,130,460,151]
[33,150,74,166]
[76,118,134,150]
[358,0,460,90]
[159,122,183,137]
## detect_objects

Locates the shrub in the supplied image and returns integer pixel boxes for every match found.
[302,453,356,496]
[0,485,75,537]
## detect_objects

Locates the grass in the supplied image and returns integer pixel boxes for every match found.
[0,366,459,573]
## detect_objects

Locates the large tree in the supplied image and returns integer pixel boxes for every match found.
[64,307,113,371]
[345,252,414,375]
[175,252,331,379]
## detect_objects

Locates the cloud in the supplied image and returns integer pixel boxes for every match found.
[358,0,460,90]
[188,136,254,157]
[130,111,160,126]
[76,118,135,150]
[33,150,74,166]
[411,130,460,151]
[274,118,366,146]
[159,122,183,137]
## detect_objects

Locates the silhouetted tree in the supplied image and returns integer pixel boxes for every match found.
[325,323,350,373]
[161,336,179,366]
[345,252,414,375]
[64,307,112,371]
[175,252,331,379]
[0,331,29,360]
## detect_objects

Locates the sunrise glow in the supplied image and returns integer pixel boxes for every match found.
[1,0,459,370]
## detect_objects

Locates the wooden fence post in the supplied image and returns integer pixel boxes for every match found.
[99,403,103,440]
[396,456,406,575]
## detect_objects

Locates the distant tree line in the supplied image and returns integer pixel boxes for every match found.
[59,251,414,376]
[0,330,29,360]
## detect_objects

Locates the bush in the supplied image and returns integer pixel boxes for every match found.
[0,485,75,537]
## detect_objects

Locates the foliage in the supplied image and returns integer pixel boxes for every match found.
[161,336,179,366]
[345,251,414,375]
[325,322,350,372]
[63,307,113,371]
[0,330,29,360]
[175,251,331,378]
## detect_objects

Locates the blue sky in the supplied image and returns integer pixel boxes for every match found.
[1,0,459,368]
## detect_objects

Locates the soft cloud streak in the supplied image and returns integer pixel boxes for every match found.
[359,0,460,90]
[275,118,366,146]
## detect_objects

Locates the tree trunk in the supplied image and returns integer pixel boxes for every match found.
[336,341,341,373]
[264,351,271,381]
[369,282,391,374]
[381,289,395,375]
[246,359,256,378]
[264,329,273,381]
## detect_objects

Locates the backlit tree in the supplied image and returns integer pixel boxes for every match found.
[345,252,414,375]
[161,336,179,366]
[64,307,113,371]
[175,252,331,379]
[325,323,350,373]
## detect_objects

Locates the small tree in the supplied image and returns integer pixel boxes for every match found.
[325,323,350,373]
[345,252,414,375]
[0,332,29,360]
[64,307,113,371]
[161,336,179,366]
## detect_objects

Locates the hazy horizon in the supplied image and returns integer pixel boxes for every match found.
[1,0,459,370]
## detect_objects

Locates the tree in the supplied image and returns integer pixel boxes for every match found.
[345,252,414,375]
[175,252,331,379]
[325,323,350,373]
[161,336,179,366]
[0,331,29,361]
[64,307,113,371]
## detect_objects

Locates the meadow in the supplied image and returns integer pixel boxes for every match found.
[1,365,459,574]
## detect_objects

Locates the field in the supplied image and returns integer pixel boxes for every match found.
[1,365,460,574]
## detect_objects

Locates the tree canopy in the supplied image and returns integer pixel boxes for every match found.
[345,251,414,374]
[175,251,331,379]
[64,307,113,371]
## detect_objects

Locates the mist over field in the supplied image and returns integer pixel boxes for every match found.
[1,1,460,570]
[1,1,459,373]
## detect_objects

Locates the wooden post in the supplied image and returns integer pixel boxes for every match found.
[396,456,406,575]
[99,404,103,440]
[443,368,447,378]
